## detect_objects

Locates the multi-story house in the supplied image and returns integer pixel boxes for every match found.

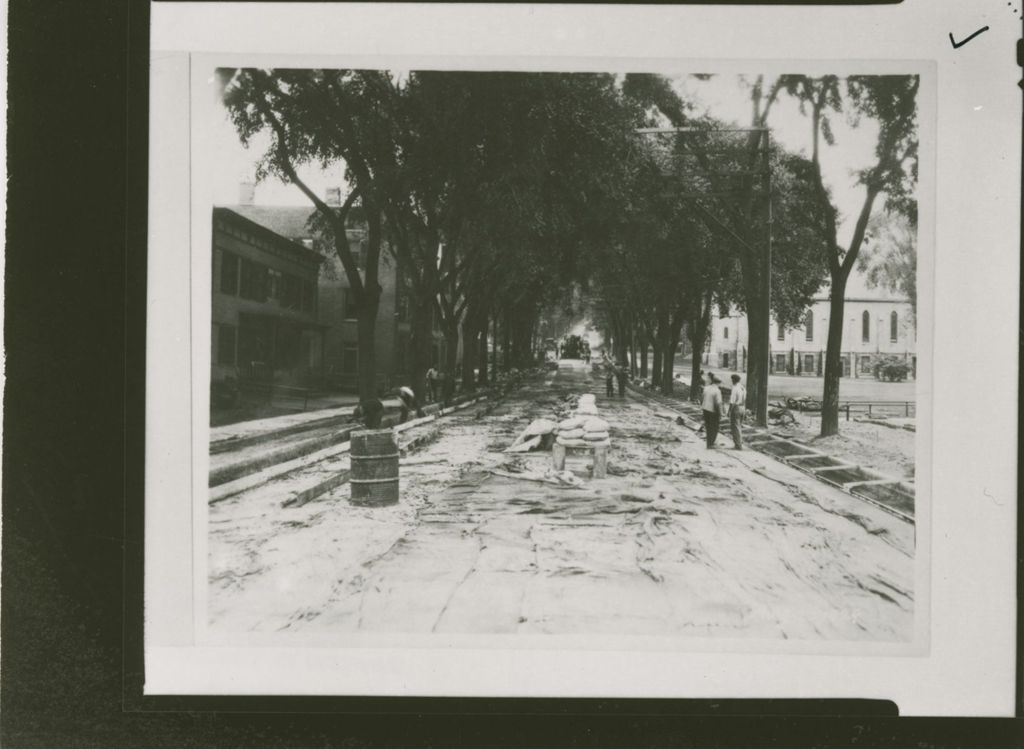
[219,184,445,393]
[210,207,325,390]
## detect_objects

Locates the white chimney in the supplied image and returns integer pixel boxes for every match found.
[325,187,343,207]
[239,181,256,205]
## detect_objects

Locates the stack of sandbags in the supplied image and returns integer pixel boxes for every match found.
[556,415,585,445]
[556,414,611,447]
[582,416,610,445]
[575,394,599,416]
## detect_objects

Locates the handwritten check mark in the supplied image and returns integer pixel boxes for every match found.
[949,26,990,49]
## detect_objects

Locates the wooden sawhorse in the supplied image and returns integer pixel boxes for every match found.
[552,441,609,479]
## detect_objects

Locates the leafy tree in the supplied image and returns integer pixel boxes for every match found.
[858,211,917,322]
[780,74,919,435]
[381,71,643,397]
[626,75,782,421]
[220,68,401,400]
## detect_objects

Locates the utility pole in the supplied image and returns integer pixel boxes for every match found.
[759,127,772,426]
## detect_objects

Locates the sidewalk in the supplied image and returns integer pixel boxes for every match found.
[210,397,402,445]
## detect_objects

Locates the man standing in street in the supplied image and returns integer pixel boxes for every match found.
[425,366,438,403]
[701,373,723,448]
[615,360,629,397]
[728,373,746,450]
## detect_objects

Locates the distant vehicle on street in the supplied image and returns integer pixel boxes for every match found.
[560,334,586,359]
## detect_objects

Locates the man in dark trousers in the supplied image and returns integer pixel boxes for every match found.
[605,359,615,397]
[425,366,438,403]
[615,360,628,397]
[695,370,707,436]
[701,373,723,448]
[398,385,425,423]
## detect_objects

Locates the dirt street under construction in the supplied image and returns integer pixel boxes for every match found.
[208,360,914,641]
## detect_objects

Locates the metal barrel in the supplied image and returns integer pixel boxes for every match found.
[349,429,399,506]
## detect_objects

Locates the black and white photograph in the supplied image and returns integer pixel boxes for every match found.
[141,1,1018,716]
[202,66,923,643]
[5,2,1023,745]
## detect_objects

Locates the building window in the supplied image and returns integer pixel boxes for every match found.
[342,343,358,375]
[240,258,268,302]
[220,251,239,295]
[804,354,815,373]
[722,352,730,368]
[776,323,784,341]
[804,310,813,342]
[301,280,316,315]
[775,353,786,371]
[861,310,871,343]
[343,289,358,320]
[860,355,872,374]
[267,269,283,301]
[217,325,236,366]
[723,326,729,340]
[890,311,898,343]
[279,274,301,310]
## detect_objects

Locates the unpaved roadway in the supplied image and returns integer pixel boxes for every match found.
[208,360,914,641]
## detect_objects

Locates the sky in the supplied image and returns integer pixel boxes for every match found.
[210,71,902,295]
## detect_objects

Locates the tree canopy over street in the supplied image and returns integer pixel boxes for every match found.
[220,68,917,435]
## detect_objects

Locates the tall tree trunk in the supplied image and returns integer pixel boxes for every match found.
[738,245,770,426]
[477,312,490,386]
[661,337,677,395]
[821,274,849,436]
[628,320,638,377]
[608,309,627,367]
[442,318,460,401]
[651,305,669,388]
[614,321,628,368]
[651,345,663,388]
[501,308,511,371]
[409,294,434,403]
[686,296,713,404]
[356,300,380,399]
[639,335,649,379]
[656,319,673,395]
[745,309,769,426]
[490,314,498,380]
[355,205,383,401]
[689,347,703,403]
[460,306,481,392]
[660,309,685,396]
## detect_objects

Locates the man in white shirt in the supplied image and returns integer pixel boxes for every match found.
[728,373,746,450]
[701,373,723,448]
